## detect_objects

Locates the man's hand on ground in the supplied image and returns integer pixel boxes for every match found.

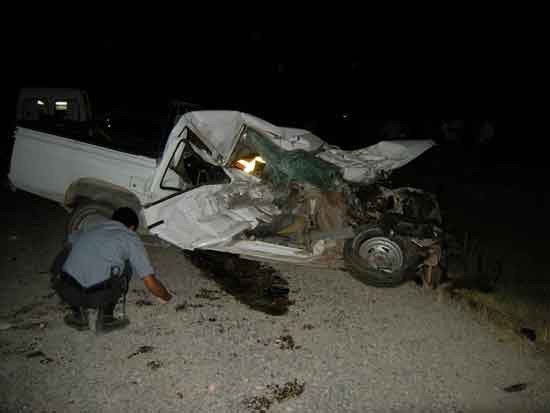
[156,290,174,304]
[143,274,173,304]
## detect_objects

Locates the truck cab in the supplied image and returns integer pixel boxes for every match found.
[16,88,92,124]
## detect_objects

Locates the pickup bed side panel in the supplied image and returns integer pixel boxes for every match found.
[9,127,156,205]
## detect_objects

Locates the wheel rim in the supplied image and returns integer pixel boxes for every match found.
[357,236,404,273]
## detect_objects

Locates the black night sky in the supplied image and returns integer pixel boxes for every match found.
[6,15,501,149]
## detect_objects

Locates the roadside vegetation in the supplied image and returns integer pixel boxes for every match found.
[393,142,550,349]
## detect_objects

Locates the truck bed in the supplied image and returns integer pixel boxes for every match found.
[9,127,157,206]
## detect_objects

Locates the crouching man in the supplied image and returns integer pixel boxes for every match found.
[53,207,172,333]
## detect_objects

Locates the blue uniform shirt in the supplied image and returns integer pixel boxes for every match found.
[63,220,155,288]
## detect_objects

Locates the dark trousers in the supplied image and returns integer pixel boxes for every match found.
[53,272,127,315]
[51,247,130,315]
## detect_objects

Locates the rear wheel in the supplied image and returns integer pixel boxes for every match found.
[67,202,114,236]
[344,226,408,288]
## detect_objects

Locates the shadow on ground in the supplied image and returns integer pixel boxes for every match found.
[183,251,293,316]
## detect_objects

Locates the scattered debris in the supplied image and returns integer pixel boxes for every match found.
[135,299,154,307]
[244,395,272,412]
[175,302,188,312]
[268,379,306,402]
[275,335,300,350]
[502,383,528,393]
[26,350,46,358]
[2,320,47,331]
[195,288,223,301]
[132,288,148,296]
[256,338,269,346]
[14,341,39,355]
[15,321,47,330]
[147,360,163,370]
[189,303,204,308]
[244,379,306,411]
[12,302,42,318]
[26,350,53,364]
[127,345,154,359]
[519,327,536,342]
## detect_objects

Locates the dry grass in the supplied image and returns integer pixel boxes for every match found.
[440,285,550,356]
[435,230,550,354]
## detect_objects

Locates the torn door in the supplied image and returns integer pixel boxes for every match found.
[146,183,279,250]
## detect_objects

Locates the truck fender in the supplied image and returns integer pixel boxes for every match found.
[64,178,145,231]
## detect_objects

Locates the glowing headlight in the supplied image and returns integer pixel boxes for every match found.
[236,156,265,174]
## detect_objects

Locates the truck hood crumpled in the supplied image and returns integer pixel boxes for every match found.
[170,111,435,183]
[153,111,438,260]
[317,140,435,184]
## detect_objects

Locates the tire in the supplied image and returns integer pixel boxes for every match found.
[344,226,408,288]
[67,202,114,236]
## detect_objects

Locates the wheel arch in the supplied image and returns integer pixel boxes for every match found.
[64,178,146,229]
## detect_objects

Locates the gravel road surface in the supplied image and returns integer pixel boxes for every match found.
[1,189,549,412]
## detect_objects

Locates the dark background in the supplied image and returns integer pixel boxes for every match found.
[4,15,502,149]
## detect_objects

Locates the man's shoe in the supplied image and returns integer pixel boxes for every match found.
[96,315,130,334]
[64,309,89,331]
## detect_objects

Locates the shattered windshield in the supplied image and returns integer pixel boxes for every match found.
[231,127,341,190]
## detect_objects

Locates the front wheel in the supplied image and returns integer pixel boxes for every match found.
[344,226,408,288]
[67,202,113,236]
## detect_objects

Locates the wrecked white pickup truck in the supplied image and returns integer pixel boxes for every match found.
[9,111,443,287]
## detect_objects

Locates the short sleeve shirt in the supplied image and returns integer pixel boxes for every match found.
[63,220,154,288]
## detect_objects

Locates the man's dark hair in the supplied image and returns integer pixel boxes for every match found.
[112,207,139,229]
